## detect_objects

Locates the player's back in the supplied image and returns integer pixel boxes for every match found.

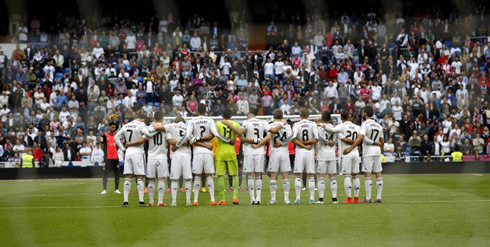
[339,121,360,157]
[120,120,146,154]
[166,122,191,157]
[293,119,318,153]
[188,116,215,154]
[317,124,337,160]
[147,123,167,158]
[269,122,291,155]
[215,120,239,161]
[361,119,383,157]
[242,118,270,155]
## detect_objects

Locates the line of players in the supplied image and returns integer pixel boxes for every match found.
[114,103,384,207]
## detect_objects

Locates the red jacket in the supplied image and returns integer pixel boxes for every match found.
[32,148,43,161]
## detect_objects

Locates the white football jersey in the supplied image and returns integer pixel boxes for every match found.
[182,116,229,154]
[325,121,361,157]
[269,122,292,155]
[289,119,318,153]
[114,120,152,155]
[147,122,167,158]
[242,118,271,155]
[165,122,191,158]
[360,119,383,157]
[317,125,337,161]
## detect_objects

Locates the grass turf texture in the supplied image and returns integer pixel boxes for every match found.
[1,174,489,246]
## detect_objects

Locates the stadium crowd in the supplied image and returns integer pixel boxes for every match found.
[2,3,490,166]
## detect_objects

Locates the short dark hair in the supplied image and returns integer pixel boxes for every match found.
[341,110,349,121]
[273,109,283,120]
[154,110,164,121]
[198,103,206,114]
[109,122,117,127]
[364,106,374,117]
[222,108,232,119]
[322,111,331,122]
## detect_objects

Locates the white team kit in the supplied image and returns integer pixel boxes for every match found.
[146,123,169,179]
[166,122,192,180]
[360,119,383,173]
[325,121,361,174]
[114,120,153,176]
[267,122,292,173]
[183,116,229,174]
[288,119,318,174]
[242,118,270,173]
[316,125,337,174]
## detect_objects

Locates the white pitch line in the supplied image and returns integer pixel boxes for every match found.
[473,174,483,176]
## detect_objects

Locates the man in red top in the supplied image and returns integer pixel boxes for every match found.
[31,142,43,165]
[359,83,371,102]
[100,122,122,195]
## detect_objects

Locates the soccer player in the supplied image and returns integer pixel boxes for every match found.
[164,116,193,206]
[100,122,121,195]
[224,112,283,205]
[282,108,318,204]
[115,114,154,207]
[215,109,239,205]
[254,109,311,204]
[143,110,168,206]
[176,103,234,206]
[344,106,384,203]
[314,111,339,204]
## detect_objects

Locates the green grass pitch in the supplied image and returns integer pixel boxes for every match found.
[1,174,489,246]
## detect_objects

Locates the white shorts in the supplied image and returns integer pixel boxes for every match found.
[170,156,192,180]
[361,156,383,173]
[268,152,291,173]
[147,158,169,178]
[192,153,214,174]
[294,152,315,174]
[123,153,146,176]
[317,160,337,174]
[244,154,265,173]
[341,156,360,174]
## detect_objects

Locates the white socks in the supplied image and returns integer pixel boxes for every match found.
[137,179,144,202]
[123,178,131,202]
[185,180,191,203]
[248,177,255,202]
[256,177,262,202]
[171,180,178,203]
[206,176,215,202]
[353,176,360,198]
[318,177,325,199]
[270,180,277,201]
[344,175,352,198]
[330,177,337,199]
[295,178,302,200]
[157,179,165,204]
[283,179,290,201]
[365,177,372,200]
[309,178,315,200]
[193,176,201,203]
[376,178,383,200]
[148,180,155,203]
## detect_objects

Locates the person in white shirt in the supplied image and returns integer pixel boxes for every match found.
[190,32,201,51]
[125,30,137,50]
[264,57,274,79]
[172,90,184,106]
[90,142,104,165]
[114,114,154,207]
[92,43,104,60]
[344,106,384,203]
[451,56,463,75]
[323,81,338,100]
[282,108,318,204]
[371,81,382,102]
[274,56,285,80]
[124,91,136,109]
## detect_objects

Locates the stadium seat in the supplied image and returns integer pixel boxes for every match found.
[445,41,453,47]
[154,102,161,107]
[64,68,71,74]
[55,73,63,78]
[388,42,395,49]
[149,102,154,106]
